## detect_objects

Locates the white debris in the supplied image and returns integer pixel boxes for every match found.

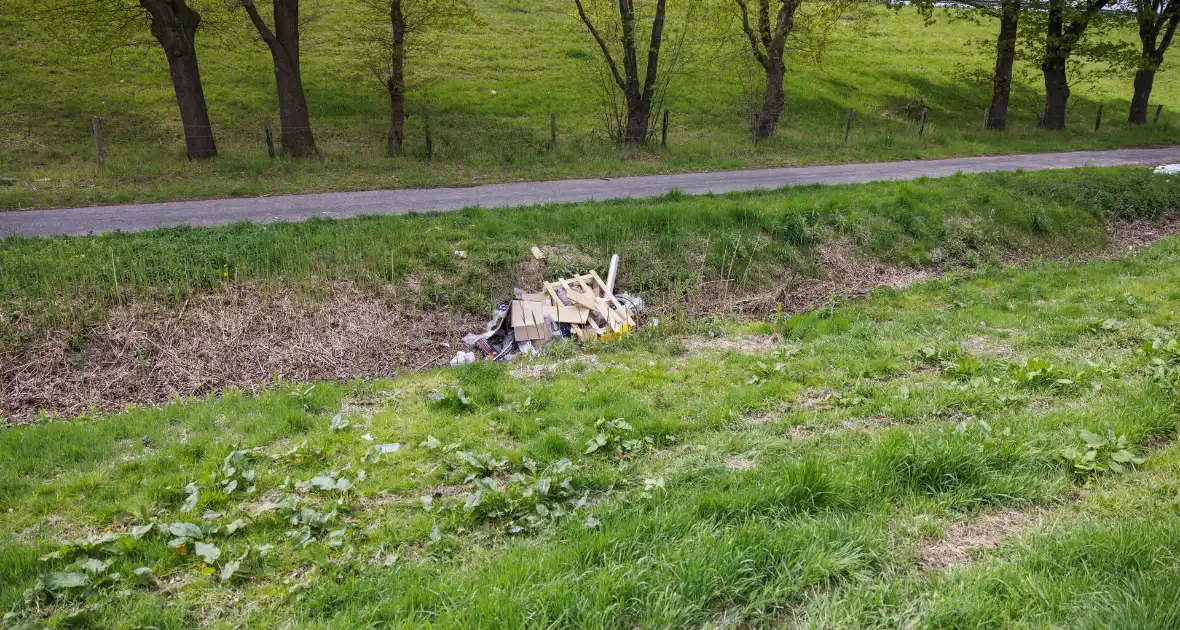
[360,433,375,442]
[454,250,468,258]
[375,443,401,454]
[1154,164,1180,175]
[449,351,477,367]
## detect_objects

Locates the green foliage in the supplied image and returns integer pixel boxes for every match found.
[1057,424,1144,480]
[1140,333,1180,398]
[1009,357,1087,390]
[429,387,475,413]
[747,360,786,385]
[584,417,653,455]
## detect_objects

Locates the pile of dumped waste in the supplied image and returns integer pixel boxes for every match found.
[452,254,644,365]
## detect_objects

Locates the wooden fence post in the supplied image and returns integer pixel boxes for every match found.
[1095,104,1103,131]
[982,106,990,132]
[264,116,275,159]
[92,116,105,167]
[550,112,557,152]
[661,109,669,148]
[844,107,854,143]
[1155,104,1164,124]
[751,111,759,144]
[918,107,928,137]
[425,107,433,161]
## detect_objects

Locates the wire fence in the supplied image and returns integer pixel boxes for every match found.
[0,99,1172,169]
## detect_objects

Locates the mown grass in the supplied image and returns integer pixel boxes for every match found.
[2,232,1180,627]
[3,166,1178,350]
[1,0,1179,209]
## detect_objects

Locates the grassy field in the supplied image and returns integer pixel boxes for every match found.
[3,230,1180,627]
[2,1,1179,209]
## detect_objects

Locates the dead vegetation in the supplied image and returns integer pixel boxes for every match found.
[730,240,933,315]
[1105,215,1180,254]
[919,507,1044,570]
[1,284,481,422]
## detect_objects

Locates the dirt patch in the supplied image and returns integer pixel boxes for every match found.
[732,239,933,315]
[743,410,780,427]
[960,336,1017,360]
[1106,215,1180,255]
[510,354,605,380]
[724,455,756,471]
[683,333,784,354]
[786,424,815,440]
[919,507,1043,570]
[1,283,481,422]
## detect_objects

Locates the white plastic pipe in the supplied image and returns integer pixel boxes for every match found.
[605,254,619,295]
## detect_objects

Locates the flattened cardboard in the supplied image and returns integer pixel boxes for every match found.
[511,300,549,341]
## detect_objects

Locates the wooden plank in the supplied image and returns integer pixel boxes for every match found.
[573,275,598,298]
[570,278,615,331]
[561,282,599,310]
[590,270,635,327]
[531,246,545,260]
[558,279,603,334]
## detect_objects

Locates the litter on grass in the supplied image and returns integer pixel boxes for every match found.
[1154,164,1180,175]
[456,256,645,363]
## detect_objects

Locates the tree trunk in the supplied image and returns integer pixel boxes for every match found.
[272,0,316,156]
[618,0,645,143]
[1040,0,1069,130]
[755,59,785,140]
[1041,62,1069,129]
[386,0,407,155]
[244,0,317,157]
[141,0,217,159]
[623,104,651,142]
[1129,67,1157,124]
[987,0,1020,131]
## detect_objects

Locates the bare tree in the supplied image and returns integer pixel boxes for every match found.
[42,0,218,158]
[574,0,669,143]
[359,0,476,156]
[734,0,803,140]
[239,0,318,156]
[1128,0,1180,123]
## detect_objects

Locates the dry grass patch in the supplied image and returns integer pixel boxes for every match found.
[1,283,482,422]
[920,507,1045,570]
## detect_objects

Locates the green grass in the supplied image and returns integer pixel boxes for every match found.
[2,1,1179,209]
[4,166,1177,351]
[3,231,1180,627]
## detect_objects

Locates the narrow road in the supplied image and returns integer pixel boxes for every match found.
[4,146,1179,238]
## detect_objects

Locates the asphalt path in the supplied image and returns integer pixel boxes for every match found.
[3,146,1179,237]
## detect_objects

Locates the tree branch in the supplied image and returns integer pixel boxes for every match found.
[240,0,279,49]
[1158,0,1180,56]
[769,0,799,53]
[574,0,626,90]
[735,0,768,67]
[640,0,666,105]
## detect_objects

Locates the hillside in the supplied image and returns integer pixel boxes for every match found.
[1,1,1178,209]
[4,232,1180,627]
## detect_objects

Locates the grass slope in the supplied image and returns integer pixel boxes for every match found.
[2,235,1180,627]
[3,167,1177,351]
[1,1,1179,209]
